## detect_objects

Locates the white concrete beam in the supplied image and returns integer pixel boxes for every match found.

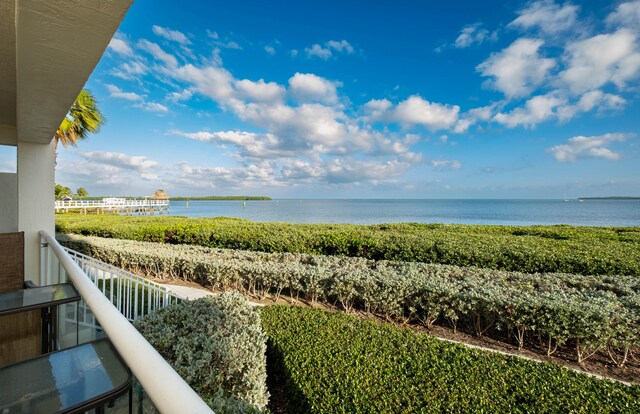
[0,0,16,128]
[16,0,133,144]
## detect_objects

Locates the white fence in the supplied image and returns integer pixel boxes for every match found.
[63,247,183,321]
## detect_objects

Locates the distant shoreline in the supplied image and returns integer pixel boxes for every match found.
[77,196,272,201]
[578,196,640,200]
[170,196,271,201]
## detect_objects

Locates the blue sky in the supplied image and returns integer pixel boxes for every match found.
[7,0,640,198]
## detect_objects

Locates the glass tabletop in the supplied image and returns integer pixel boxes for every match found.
[0,339,131,413]
[0,284,80,316]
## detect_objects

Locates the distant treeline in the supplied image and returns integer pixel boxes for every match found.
[579,196,640,200]
[78,196,145,200]
[76,196,272,201]
[170,196,272,201]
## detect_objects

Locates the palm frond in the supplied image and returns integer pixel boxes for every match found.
[55,89,104,148]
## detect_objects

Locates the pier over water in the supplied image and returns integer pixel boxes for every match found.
[55,198,169,215]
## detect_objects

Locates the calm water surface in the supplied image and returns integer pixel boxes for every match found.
[164,199,640,226]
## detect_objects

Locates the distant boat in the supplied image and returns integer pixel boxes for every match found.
[563,193,569,202]
[578,199,584,203]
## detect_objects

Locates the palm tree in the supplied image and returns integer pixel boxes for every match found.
[55,184,72,199]
[77,187,88,199]
[54,89,103,149]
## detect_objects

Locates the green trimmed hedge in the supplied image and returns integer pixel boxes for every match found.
[55,214,640,275]
[59,234,639,366]
[133,294,269,413]
[261,306,640,413]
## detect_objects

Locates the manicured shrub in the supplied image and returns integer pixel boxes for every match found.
[55,214,640,276]
[133,293,269,413]
[60,234,640,365]
[261,306,640,414]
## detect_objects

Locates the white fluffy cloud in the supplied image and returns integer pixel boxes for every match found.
[288,73,339,104]
[227,100,348,150]
[453,104,498,133]
[108,36,133,56]
[106,84,169,114]
[113,29,482,190]
[172,161,283,189]
[606,0,640,29]
[170,63,235,102]
[105,80,170,114]
[326,40,354,54]
[560,29,640,94]
[392,96,460,130]
[280,160,324,180]
[169,156,415,188]
[127,33,455,182]
[113,61,147,80]
[137,39,179,68]
[235,79,285,102]
[362,96,463,132]
[171,129,290,159]
[493,93,563,127]
[494,89,627,127]
[548,133,631,162]
[152,25,191,45]
[138,102,169,113]
[305,40,354,59]
[167,89,193,103]
[477,38,555,98]
[364,99,392,112]
[324,158,411,184]
[431,160,462,169]
[478,1,640,127]
[509,0,579,35]
[142,102,169,114]
[556,90,626,120]
[81,151,158,171]
[106,84,143,101]
[455,23,496,48]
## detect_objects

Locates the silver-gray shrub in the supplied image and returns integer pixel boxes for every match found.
[60,233,639,365]
[133,293,269,413]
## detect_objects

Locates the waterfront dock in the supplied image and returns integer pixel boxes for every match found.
[55,197,170,215]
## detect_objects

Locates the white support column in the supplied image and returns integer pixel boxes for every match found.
[17,140,55,283]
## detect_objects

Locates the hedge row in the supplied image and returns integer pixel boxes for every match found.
[261,306,640,413]
[59,234,640,365]
[55,214,640,275]
[134,293,269,413]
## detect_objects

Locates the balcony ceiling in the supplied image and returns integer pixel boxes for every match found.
[0,0,132,146]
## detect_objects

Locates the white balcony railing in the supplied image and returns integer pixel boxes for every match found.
[62,247,182,321]
[39,230,213,414]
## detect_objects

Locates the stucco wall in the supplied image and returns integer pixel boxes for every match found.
[0,172,18,232]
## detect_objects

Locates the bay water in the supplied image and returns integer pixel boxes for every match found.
[164,199,640,226]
